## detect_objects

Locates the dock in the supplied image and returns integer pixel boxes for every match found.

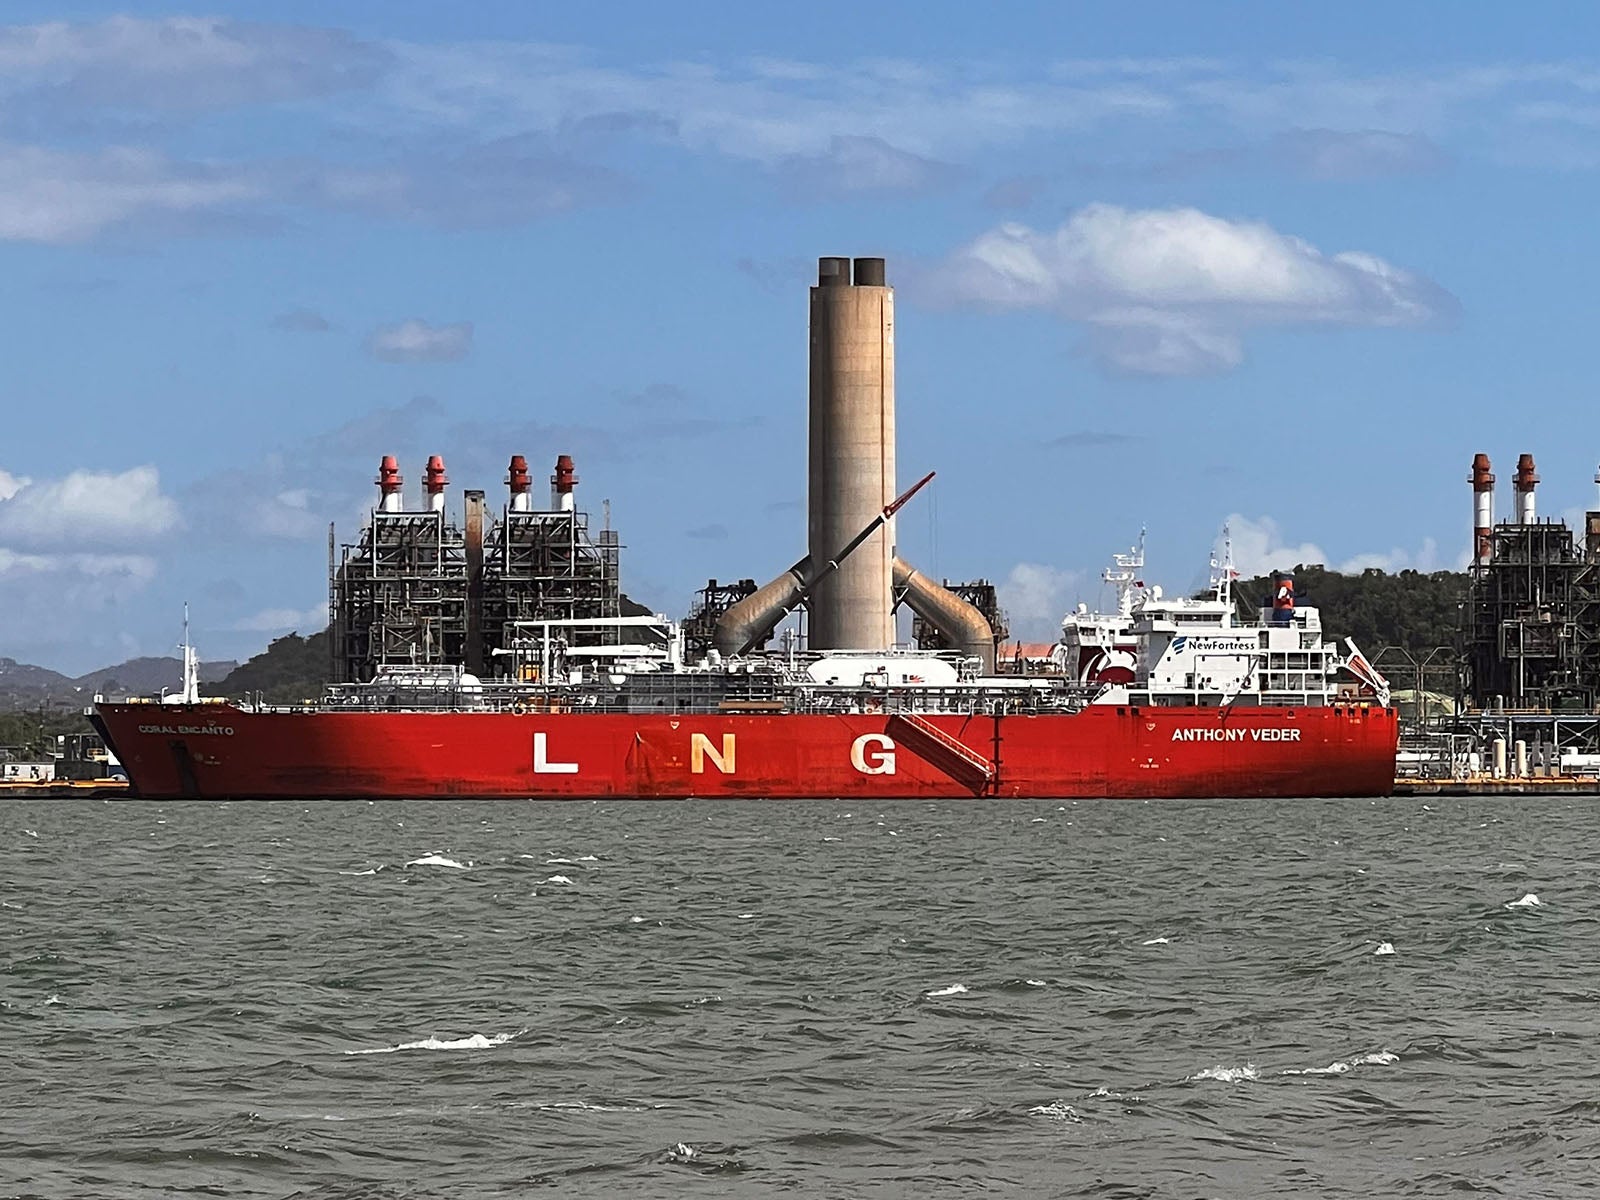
[0,779,130,800]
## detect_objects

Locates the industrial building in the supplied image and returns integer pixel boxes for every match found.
[1464,452,1600,712]
[1401,452,1600,783]
[330,452,625,684]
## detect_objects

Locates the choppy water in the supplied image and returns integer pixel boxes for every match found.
[5,796,1599,1198]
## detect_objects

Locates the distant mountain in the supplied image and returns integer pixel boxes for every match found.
[74,657,237,697]
[0,655,238,709]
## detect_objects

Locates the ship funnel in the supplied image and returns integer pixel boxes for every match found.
[552,454,576,512]
[1471,452,1494,568]
[507,454,532,513]
[1514,452,1538,525]
[1271,570,1295,626]
[376,454,403,513]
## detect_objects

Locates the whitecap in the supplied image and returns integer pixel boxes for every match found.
[340,866,384,877]
[405,854,466,870]
[736,912,756,919]
[545,857,573,864]
[44,994,61,1006]
[1507,893,1543,909]
[1283,1050,1397,1076]
[23,829,38,838]
[543,875,574,885]
[345,1030,520,1055]
[1142,936,1170,946]
[822,836,842,842]
[1025,978,1046,987]
[926,984,968,998]
[1188,1064,1259,1083]
[1028,1100,1081,1122]
[628,916,646,924]
[576,854,598,861]
[1374,942,1395,956]
[1032,817,1046,823]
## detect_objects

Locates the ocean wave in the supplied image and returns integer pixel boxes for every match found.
[926,984,968,998]
[345,1030,523,1055]
[1187,1064,1259,1083]
[1283,1051,1399,1076]
[404,854,467,870]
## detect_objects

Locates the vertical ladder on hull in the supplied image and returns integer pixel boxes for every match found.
[886,713,995,793]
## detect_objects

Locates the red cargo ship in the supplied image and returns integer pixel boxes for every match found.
[92,534,1398,800]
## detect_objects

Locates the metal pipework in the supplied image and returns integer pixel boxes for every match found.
[464,489,485,676]
[376,454,404,513]
[1514,453,1538,525]
[715,472,937,657]
[893,558,995,673]
[713,560,811,658]
[1471,452,1494,567]
[807,255,895,650]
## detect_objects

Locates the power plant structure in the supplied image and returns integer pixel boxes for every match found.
[708,256,1000,671]
[332,256,1001,687]
[330,452,625,684]
[1463,452,1600,712]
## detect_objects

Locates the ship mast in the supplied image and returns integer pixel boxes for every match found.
[177,602,200,704]
[1104,528,1146,619]
[1211,524,1235,627]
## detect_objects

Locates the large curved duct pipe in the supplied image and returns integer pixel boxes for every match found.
[894,558,995,674]
[712,557,812,658]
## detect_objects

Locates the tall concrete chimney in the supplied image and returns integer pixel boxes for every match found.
[713,254,994,670]
[807,256,895,649]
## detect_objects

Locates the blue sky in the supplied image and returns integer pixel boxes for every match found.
[4,3,1600,672]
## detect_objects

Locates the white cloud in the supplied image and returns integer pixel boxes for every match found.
[0,17,387,113]
[918,205,1454,374]
[231,601,328,633]
[0,144,263,244]
[367,319,473,363]
[996,562,1083,641]
[1218,515,1327,578]
[1219,514,1443,578]
[0,469,28,502]
[0,465,180,544]
[0,548,157,581]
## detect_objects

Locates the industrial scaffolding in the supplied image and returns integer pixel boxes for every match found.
[1466,518,1600,711]
[332,509,469,682]
[331,456,625,684]
[481,508,622,681]
[910,579,1009,658]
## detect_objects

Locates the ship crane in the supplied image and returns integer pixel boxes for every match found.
[725,471,936,656]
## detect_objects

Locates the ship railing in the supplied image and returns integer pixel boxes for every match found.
[263,678,1099,716]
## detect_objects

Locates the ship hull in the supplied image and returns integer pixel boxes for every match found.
[93,702,1399,800]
